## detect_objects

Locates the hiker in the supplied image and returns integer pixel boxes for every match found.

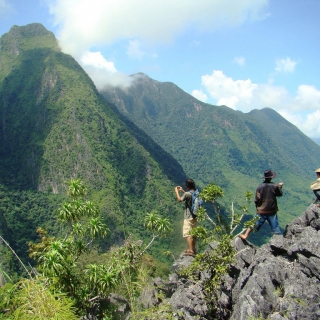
[239,169,284,240]
[175,179,197,256]
[310,167,320,206]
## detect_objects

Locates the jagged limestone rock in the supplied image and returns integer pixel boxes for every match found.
[139,204,320,319]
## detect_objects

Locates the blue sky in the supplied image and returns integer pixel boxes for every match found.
[1,0,320,139]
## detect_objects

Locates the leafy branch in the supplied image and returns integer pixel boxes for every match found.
[142,211,172,255]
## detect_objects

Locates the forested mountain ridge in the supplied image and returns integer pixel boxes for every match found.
[0,24,185,270]
[101,73,320,242]
[248,108,320,175]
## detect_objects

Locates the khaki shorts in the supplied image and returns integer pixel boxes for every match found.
[183,218,197,237]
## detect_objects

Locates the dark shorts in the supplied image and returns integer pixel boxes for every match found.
[254,213,281,234]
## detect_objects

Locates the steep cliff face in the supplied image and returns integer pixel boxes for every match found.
[0,24,186,265]
[142,204,320,319]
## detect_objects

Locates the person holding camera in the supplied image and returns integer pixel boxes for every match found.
[175,179,197,256]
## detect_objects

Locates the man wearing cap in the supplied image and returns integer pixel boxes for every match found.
[310,168,320,206]
[239,169,284,240]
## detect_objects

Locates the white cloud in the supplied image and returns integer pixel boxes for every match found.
[201,70,257,110]
[48,0,269,56]
[293,85,320,110]
[279,109,320,138]
[81,51,117,72]
[46,0,269,88]
[252,84,290,108]
[127,40,145,60]
[80,51,132,89]
[275,57,297,73]
[192,89,208,102]
[302,111,320,137]
[233,56,246,66]
[196,69,320,137]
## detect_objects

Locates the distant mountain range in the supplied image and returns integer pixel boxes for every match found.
[101,73,320,242]
[1,23,319,264]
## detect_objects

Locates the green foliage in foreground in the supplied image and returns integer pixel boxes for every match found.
[0,181,277,319]
[0,180,173,319]
[0,278,78,320]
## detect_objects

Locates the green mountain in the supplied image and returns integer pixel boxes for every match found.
[1,22,318,265]
[0,24,186,271]
[248,108,320,173]
[101,73,320,243]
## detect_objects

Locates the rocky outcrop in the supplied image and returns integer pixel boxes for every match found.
[81,294,131,320]
[140,204,320,319]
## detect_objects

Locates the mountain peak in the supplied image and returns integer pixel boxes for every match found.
[130,72,155,83]
[1,23,58,56]
[8,23,55,39]
[131,72,149,78]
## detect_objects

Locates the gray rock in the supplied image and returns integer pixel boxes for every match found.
[137,204,320,319]
[172,252,195,272]
[138,288,159,309]
[269,313,286,320]
[107,293,131,320]
[170,281,211,317]
[232,237,257,269]
[81,294,131,320]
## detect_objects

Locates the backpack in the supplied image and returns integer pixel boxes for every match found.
[190,189,203,217]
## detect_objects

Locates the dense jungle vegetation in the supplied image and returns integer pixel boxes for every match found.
[0,24,185,279]
[0,179,255,319]
[1,22,320,319]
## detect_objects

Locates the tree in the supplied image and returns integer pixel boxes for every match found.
[27,179,172,318]
[28,179,115,316]
[142,211,172,254]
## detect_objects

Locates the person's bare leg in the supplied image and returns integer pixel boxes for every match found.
[239,228,252,240]
[185,237,196,255]
[191,237,196,253]
[186,236,194,252]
